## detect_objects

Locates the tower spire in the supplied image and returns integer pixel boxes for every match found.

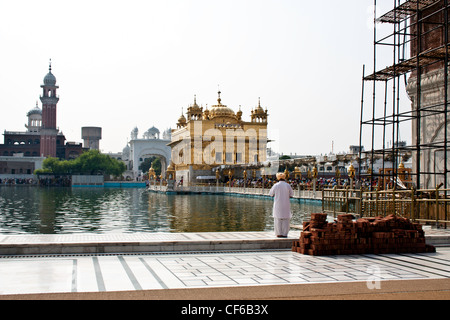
[217,86,222,105]
[49,58,52,72]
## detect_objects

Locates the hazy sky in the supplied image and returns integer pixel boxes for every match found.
[0,0,405,156]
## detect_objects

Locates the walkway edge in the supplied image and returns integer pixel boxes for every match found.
[0,231,447,255]
[2,278,450,300]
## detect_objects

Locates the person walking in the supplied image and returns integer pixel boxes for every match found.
[269,172,294,238]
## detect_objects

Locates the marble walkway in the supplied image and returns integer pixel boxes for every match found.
[0,230,449,296]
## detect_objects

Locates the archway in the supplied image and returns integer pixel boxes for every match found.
[129,139,171,179]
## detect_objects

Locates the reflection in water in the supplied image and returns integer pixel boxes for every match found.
[0,186,322,234]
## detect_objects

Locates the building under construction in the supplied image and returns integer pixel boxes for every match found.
[360,0,450,191]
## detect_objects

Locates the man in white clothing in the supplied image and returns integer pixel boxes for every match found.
[269,172,294,238]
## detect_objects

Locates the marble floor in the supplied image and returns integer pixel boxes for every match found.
[1,247,449,295]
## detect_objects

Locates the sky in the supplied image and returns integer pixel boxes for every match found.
[0,0,407,156]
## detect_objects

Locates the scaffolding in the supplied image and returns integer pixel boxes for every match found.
[360,0,450,194]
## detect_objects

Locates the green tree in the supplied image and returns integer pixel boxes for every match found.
[139,156,161,176]
[34,150,126,177]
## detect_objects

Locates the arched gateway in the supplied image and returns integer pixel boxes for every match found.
[127,127,171,179]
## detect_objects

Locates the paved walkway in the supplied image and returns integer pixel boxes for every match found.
[0,229,449,299]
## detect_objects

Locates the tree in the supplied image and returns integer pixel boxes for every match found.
[139,156,161,176]
[34,150,126,177]
[35,157,73,175]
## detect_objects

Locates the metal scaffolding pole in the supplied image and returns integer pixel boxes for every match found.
[360,0,449,198]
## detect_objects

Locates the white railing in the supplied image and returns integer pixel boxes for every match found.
[148,184,322,200]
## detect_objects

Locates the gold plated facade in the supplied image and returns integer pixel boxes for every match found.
[169,91,268,185]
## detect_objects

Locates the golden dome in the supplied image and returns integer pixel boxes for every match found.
[236,106,242,120]
[177,109,187,128]
[203,106,210,120]
[209,91,236,119]
[188,95,202,113]
[178,113,186,123]
[253,97,265,114]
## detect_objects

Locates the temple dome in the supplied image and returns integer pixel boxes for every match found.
[209,105,236,118]
[27,104,42,116]
[209,91,236,119]
[122,144,130,159]
[253,97,265,114]
[178,113,187,124]
[43,60,57,86]
[144,126,160,139]
[44,72,56,86]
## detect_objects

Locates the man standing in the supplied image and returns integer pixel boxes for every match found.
[269,172,294,238]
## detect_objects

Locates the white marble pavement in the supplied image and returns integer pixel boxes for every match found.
[0,230,449,296]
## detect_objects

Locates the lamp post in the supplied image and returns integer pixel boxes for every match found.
[284,168,289,181]
[367,167,372,190]
[312,166,318,193]
[215,169,220,189]
[243,170,247,192]
[348,164,355,189]
[166,162,175,191]
[148,165,156,189]
[261,167,265,194]
[294,166,302,197]
[335,167,341,187]
[294,167,302,180]
[252,169,256,189]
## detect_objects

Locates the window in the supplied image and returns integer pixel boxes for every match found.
[215,152,222,163]
[225,152,233,164]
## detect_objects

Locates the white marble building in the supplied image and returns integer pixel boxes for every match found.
[122,126,172,179]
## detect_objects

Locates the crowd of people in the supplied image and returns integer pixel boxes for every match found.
[0,176,73,187]
[0,178,37,185]
[37,176,72,187]
[207,176,361,190]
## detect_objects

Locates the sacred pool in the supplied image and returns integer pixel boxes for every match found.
[0,186,322,234]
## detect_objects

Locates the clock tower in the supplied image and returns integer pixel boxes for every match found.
[39,60,60,157]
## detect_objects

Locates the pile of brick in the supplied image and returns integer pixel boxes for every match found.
[292,213,435,256]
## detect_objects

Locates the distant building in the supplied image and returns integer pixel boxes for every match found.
[116,126,172,180]
[0,62,84,176]
[82,127,102,150]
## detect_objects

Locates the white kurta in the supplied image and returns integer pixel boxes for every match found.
[269,181,294,219]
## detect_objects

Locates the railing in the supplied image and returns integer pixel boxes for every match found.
[322,187,363,217]
[322,186,450,227]
[148,184,322,200]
